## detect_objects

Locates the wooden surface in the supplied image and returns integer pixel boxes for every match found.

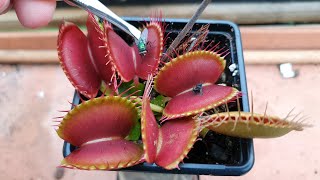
[0,50,57,64]
[241,25,320,50]
[0,31,57,50]
[0,25,319,64]
[0,2,319,65]
[107,2,320,24]
[1,49,319,65]
[1,2,320,30]
[2,25,320,50]
[243,50,320,65]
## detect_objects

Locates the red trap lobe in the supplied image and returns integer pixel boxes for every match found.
[57,96,142,170]
[163,84,240,119]
[135,22,164,80]
[155,51,226,97]
[141,77,200,170]
[104,23,136,82]
[57,21,101,99]
[104,18,163,82]
[141,77,159,163]
[155,117,199,170]
[61,139,143,170]
[57,96,138,147]
[86,13,114,85]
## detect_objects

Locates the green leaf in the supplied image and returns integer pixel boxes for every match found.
[151,95,166,108]
[99,82,113,95]
[199,128,210,138]
[118,81,145,97]
[126,121,141,141]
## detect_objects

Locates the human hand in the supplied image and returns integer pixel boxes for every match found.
[0,0,56,29]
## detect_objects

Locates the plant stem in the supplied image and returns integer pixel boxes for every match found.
[130,96,164,113]
[99,82,113,95]
[162,0,212,61]
[199,127,210,138]
[100,83,163,112]
[150,104,164,113]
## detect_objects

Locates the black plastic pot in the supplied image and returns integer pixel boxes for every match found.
[62,18,254,176]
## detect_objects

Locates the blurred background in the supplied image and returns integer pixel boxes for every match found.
[0,0,319,179]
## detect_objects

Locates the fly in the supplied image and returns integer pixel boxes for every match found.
[138,28,148,56]
[193,84,203,95]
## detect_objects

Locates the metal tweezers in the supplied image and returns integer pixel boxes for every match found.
[67,0,141,42]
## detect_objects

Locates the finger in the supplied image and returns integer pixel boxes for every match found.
[0,0,12,15]
[14,0,56,28]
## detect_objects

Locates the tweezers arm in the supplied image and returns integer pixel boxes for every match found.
[69,0,141,41]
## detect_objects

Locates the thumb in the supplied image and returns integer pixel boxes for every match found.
[14,0,56,29]
[0,0,12,14]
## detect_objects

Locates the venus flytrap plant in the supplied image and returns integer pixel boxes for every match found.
[55,10,310,172]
